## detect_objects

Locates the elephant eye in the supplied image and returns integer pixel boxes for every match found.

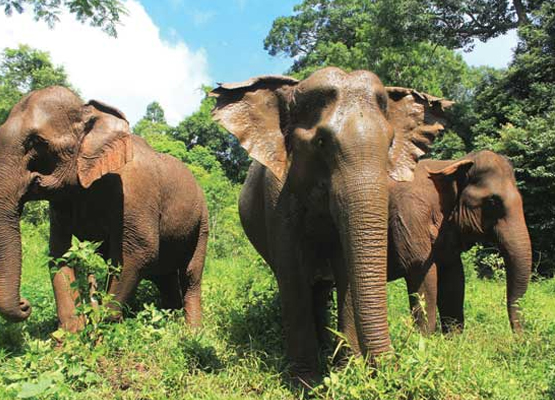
[376,92,388,114]
[487,195,502,207]
[313,126,333,149]
[485,195,506,220]
[26,133,48,147]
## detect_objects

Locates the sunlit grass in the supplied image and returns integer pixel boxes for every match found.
[0,224,553,399]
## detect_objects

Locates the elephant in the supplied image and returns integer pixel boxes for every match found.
[210,67,453,382]
[388,150,532,334]
[0,86,209,331]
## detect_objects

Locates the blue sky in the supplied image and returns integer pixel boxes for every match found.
[141,0,296,83]
[141,0,518,83]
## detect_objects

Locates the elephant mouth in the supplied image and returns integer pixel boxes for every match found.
[21,173,48,201]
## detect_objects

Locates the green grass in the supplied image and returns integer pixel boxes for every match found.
[0,224,554,399]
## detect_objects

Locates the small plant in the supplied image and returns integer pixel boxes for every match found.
[474,244,506,280]
[50,237,122,342]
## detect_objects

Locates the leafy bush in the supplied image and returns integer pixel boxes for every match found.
[470,2,555,274]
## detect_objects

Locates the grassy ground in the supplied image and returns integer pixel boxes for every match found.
[0,224,554,399]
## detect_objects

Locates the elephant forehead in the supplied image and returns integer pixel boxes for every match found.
[473,150,515,178]
[300,67,384,95]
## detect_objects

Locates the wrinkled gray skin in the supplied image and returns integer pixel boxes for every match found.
[210,67,453,382]
[0,86,208,331]
[388,150,532,334]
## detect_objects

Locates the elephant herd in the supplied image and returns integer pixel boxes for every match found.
[0,67,531,384]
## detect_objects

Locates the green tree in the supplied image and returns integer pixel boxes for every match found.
[0,45,72,123]
[144,101,166,124]
[423,0,540,49]
[175,89,250,183]
[265,0,541,64]
[264,0,481,99]
[429,130,467,160]
[0,0,126,37]
[133,102,173,137]
[135,97,249,183]
[143,132,187,161]
[265,0,434,75]
[472,2,555,273]
[185,147,247,258]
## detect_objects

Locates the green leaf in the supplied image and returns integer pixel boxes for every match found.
[18,377,52,399]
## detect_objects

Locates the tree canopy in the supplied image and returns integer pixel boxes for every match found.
[0,45,72,123]
[265,0,544,65]
[133,93,250,183]
[0,0,126,36]
[174,93,250,183]
[144,101,166,124]
[471,2,555,273]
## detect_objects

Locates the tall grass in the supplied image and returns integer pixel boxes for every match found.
[0,223,553,399]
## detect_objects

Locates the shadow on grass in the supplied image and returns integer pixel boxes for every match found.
[0,312,58,356]
[0,276,59,355]
[218,287,293,379]
[181,334,224,373]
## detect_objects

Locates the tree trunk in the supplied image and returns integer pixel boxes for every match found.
[513,0,529,26]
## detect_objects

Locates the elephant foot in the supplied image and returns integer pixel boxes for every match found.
[440,318,464,335]
[288,370,322,392]
[102,299,124,322]
[59,314,86,333]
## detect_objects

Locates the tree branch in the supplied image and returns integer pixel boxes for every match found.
[513,0,529,25]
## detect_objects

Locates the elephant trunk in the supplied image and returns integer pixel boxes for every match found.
[0,201,31,322]
[495,208,532,333]
[332,168,391,356]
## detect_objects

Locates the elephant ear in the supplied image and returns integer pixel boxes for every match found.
[210,75,299,181]
[77,100,133,189]
[427,159,474,184]
[386,87,454,182]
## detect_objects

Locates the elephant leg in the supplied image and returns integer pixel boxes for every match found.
[405,262,438,334]
[336,281,361,356]
[179,220,208,328]
[276,271,320,384]
[106,262,142,320]
[106,242,152,319]
[332,246,361,357]
[49,204,84,332]
[151,273,183,310]
[105,216,159,319]
[313,280,333,353]
[51,266,85,332]
[437,255,465,333]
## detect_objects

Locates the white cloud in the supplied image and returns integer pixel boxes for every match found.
[0,0,210,125]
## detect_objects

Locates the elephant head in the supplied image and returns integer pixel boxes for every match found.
[428,150,532,332]
[0,86,133,321]
[211,67,453,356]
